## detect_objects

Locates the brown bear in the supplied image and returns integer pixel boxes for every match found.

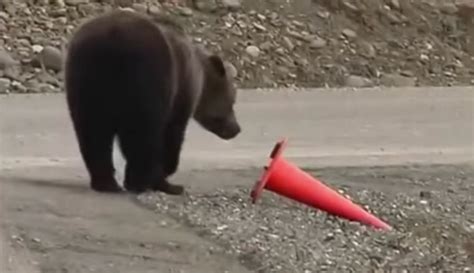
[64,10,241,195]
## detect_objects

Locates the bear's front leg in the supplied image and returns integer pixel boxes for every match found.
[151,174,185,195]
[163,112,190,177]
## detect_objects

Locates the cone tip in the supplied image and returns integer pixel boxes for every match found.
[365,215,392,231]
[377,222,392,231]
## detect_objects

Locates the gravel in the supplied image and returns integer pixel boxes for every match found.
[137,164,474,272]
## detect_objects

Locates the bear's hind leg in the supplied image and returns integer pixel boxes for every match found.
[117,121,163,194]
[118,123,184,195]
[118,126,153,194]
[72,116,122,193]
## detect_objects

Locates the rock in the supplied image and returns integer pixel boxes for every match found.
[310,37,327,49]
[440,3,458,14]
[269,12,278,21]
[358,41,376,58]
[260,41,272,51]
[37,71,59,86]
[117,7,135,13]
[317,10,330,19]
[245,45,260,58]
[400,70,414,77]
[17,38,31,48]
[456,4,474,30]
[456,0,474,12]
[283,37,295,50]
[64,0,89,6]
[295,57,309,67]
[78,3,98,14]
[0,77,11,94]
[224,62,238,78]
[55,0,66,7]
[419,191,432,199]
[2,66,21,81]
[380,73,417,87]
[419,199,428,205]
[24,80,42,93]
[34,46,63,71]
[39,83,59,93]
[56,17,68,25]
[287,30,306,41]
[276,65,291,76]
[178,7,193,16]
[0,11,9,20]
[342,1,359,12]
[389,0,400,10]
[0,50,18,70]
[222,0,241,10]
[148,5,160,15]
[342,29,357,39]
[385,11,402,24]
[275,47,285,55]
[11,81,27,93]
[345,75,373,88]
[132,3,148,13]
[115,0,134,7]
[253,22,266,32]
[0,22,6,33]
[32,45,44,54]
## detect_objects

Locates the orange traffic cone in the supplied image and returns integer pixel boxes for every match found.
[250,138,392,231]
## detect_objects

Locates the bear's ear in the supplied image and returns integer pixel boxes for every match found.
[208,55,226,77]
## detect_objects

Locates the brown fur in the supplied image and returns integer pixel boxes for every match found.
[64,10,241,194]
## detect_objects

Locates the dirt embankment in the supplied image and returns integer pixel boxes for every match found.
[0,0,473,93]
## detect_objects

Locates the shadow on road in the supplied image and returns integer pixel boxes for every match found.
[2,176,92,194]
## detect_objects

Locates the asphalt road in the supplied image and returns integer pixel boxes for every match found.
[1,86,473,272]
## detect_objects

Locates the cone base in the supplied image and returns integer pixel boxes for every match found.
[250,138,288,203]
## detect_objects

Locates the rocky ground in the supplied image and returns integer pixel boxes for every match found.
[138,164,474,273]
[1,0,474,93]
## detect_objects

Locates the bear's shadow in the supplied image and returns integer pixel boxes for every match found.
[7,176,90,192]
[3,176,127,195]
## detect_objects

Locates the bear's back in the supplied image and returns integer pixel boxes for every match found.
[65,10,177,97]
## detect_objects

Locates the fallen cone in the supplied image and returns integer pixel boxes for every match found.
[250,138,392,231]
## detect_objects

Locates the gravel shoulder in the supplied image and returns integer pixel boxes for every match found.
[2,163,472,272]
[140,164,474,273]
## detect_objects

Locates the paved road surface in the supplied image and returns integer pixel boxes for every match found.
[1,87,473,272]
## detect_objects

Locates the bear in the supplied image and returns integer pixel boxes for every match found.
[64,10,241,195]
